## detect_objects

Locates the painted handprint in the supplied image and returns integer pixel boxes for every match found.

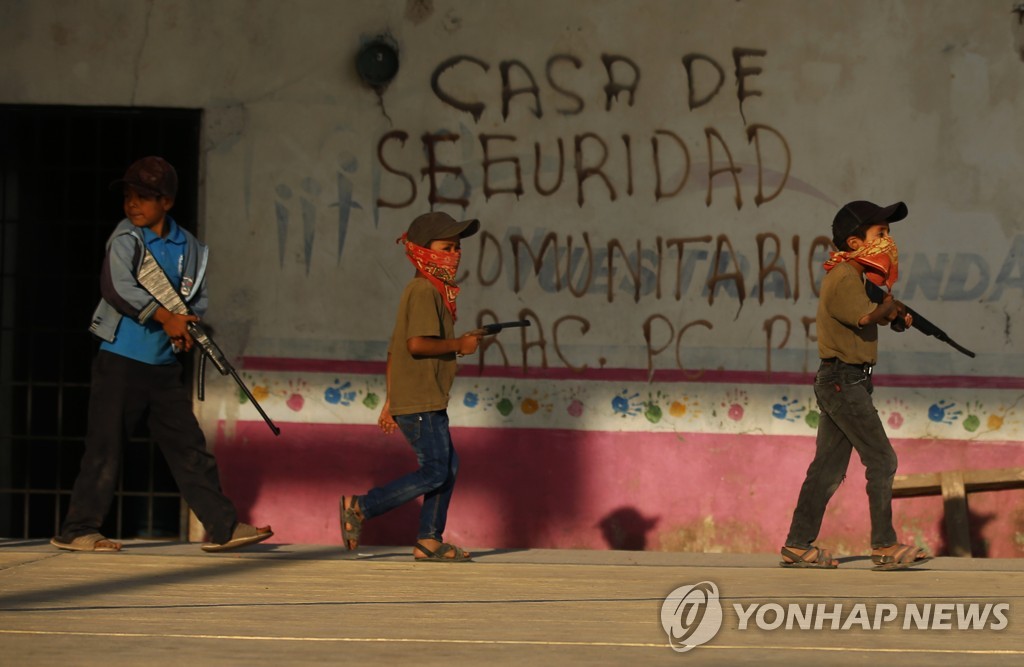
[283,379,309,412]
[612,390,643,418]
[804,399,819,429]
[962,401,983,432]
[494,385,521,417]
[520,390,553,416]
[772,395,806,422]
[928,400,962,425]
[883,398,909,430]
[643,391,669,424]
[563,388,585,418]
[324,379,357,407]
[722,388,748,421]
[669,395,701,420]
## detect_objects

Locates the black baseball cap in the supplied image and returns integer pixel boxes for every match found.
[405,211,480,247]
[832,200,907,249]
[110,156,178,199]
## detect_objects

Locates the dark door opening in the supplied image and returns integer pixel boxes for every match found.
[0,105,201,540]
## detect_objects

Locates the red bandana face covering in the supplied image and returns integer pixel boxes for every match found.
[823,236,899,290]
[399,233,461,320]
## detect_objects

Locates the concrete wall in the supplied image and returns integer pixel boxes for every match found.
[4,0,1023,556]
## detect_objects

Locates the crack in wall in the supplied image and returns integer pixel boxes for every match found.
[130,0,155,105]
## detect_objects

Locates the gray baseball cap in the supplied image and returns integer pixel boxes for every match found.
[405,211,480,247]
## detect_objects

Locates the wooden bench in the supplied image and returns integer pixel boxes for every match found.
[891,467,1024,557]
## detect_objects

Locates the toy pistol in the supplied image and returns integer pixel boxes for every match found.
[470,320,532,336]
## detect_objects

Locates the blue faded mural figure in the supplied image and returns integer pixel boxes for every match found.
[612,390,643,418]
[274,177,323,274]
[463,391,480,408]
[300,177,320,275]
[771,395,805,422]
[274,184,292,268]
[928,400,963,424]
[324,379,357,406]
[328,152,362,263]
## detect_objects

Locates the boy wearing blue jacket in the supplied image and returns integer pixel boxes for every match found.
[52,156,272,553]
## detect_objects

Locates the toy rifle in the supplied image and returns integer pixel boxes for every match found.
[864,281,975,358]
[135,247,282,435]
[469,319,531,336]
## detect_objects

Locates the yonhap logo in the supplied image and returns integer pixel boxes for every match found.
[659,580,1010,655]
[660,581,724,653]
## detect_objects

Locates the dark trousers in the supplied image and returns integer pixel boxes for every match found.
[60,350,237,544]
[786,360,899,549]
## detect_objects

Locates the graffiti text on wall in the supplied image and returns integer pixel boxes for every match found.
[376,48,788,210]
[465,231,1024,374]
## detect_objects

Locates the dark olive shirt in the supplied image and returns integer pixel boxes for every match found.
[387,277,457,415]
[817,261,878,365]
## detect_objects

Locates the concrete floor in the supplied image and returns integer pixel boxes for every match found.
[1,539,1022,666]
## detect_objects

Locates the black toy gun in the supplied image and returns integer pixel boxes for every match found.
[190,322,281,435]
[469,319,532,336]
[135,244,281,435]
[865,282,975,358]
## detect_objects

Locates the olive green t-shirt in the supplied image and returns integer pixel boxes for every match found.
[817,261,878,365]
[387,277,457,416]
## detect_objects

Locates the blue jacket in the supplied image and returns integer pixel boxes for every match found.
[89,218,209,343]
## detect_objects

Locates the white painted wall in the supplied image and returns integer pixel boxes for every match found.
[3,0,1022,439]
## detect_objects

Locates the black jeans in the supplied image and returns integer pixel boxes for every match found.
[60,351,238,544]
[785,359,898,549]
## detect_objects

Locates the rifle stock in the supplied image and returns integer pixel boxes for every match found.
[134,240,281,435]
[864,282,975,358]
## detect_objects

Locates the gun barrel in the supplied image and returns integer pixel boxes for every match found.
[187,322,281,435]
[229,367,281,436]
[482,319,531,334]
[864,283,975,358]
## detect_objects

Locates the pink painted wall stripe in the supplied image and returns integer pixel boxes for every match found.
[238,356,1024,390]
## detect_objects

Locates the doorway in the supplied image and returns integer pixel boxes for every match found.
[0,105,201,539]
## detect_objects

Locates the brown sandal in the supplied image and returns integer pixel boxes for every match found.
[871,544,932,571]
[779,546,838,569]
[340,496,363,551]
[414,541,473,563]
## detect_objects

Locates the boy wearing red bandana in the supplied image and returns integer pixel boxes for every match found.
[340,212,482,562]
[781,201,932,571]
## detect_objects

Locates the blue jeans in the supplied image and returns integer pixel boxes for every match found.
[359,410,459,542]
[785,359,898,549]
